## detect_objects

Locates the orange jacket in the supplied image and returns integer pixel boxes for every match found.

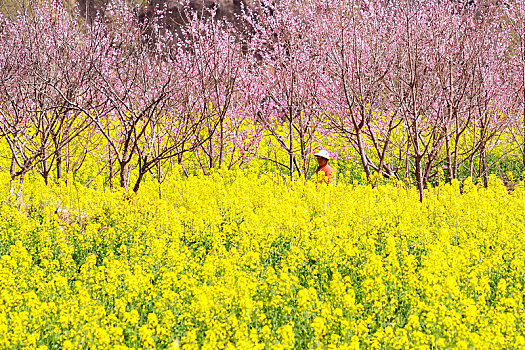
[316,164,335,184]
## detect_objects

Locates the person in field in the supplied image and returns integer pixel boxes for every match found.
[314,149,335,184]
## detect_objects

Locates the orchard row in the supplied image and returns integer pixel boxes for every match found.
[1,0,525,199]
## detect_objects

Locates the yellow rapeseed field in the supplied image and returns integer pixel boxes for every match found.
[0,169,524,349]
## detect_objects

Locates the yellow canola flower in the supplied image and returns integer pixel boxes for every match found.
[0,170,523,348]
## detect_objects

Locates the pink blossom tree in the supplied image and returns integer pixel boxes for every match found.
[318,0,398,180]
[244,0,325,181]
[502,0,525,168]
[0,1,96,187]
[381,0,449,201]
[85,1,213,192]
[176,4,247,173]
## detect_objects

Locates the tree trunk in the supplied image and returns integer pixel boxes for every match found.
[415,156,424,202]
[289,116,294,182]
[132,170,145,194]
[108,146,114,190]
[10,156,16,181]
[42,170,49,186]
[218,118,224,168]
[480,142,488,187]
[376,120,395,177]
[41,146,49,185]
[16,172,25,201]
[523,85,525,168]
[452,133,459,180]
[56,148,62,180]
[412,120,424,202]
[157,161,163,199]
[52,131,62,180]
[445,127,454,182]
[479,119,488,187]
[469,153,476,180]
[522,54,525,168]
[65,140,70,185]
[356,130,371,179]
[120,161,128,189]
[522,112,525,168]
